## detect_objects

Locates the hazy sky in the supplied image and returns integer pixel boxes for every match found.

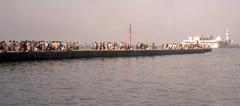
[0,0,240,44]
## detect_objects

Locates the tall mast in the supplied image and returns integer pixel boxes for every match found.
[129,23,132,48]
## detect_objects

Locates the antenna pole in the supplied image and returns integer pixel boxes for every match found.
[129,23,132,48]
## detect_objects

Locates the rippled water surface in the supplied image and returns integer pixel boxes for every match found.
[1,48,240,106]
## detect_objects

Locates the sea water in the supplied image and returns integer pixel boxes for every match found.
[0,48,240,106]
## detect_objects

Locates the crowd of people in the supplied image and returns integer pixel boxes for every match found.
[0,40,81,52]
[91,42,159,50]
[0,40,210,53]
[91,42,129,50]
[136,42,157,50]
[163,43,210,50]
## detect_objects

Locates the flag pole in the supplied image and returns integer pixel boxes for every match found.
[129,23,132,48]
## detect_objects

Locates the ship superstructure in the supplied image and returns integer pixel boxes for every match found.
[182,29,239,48]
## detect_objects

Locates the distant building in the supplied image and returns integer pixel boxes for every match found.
[182,29,239,48]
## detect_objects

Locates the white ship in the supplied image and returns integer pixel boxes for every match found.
[182,29,239,48]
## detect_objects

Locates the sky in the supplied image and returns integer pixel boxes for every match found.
[0,0,240,44]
